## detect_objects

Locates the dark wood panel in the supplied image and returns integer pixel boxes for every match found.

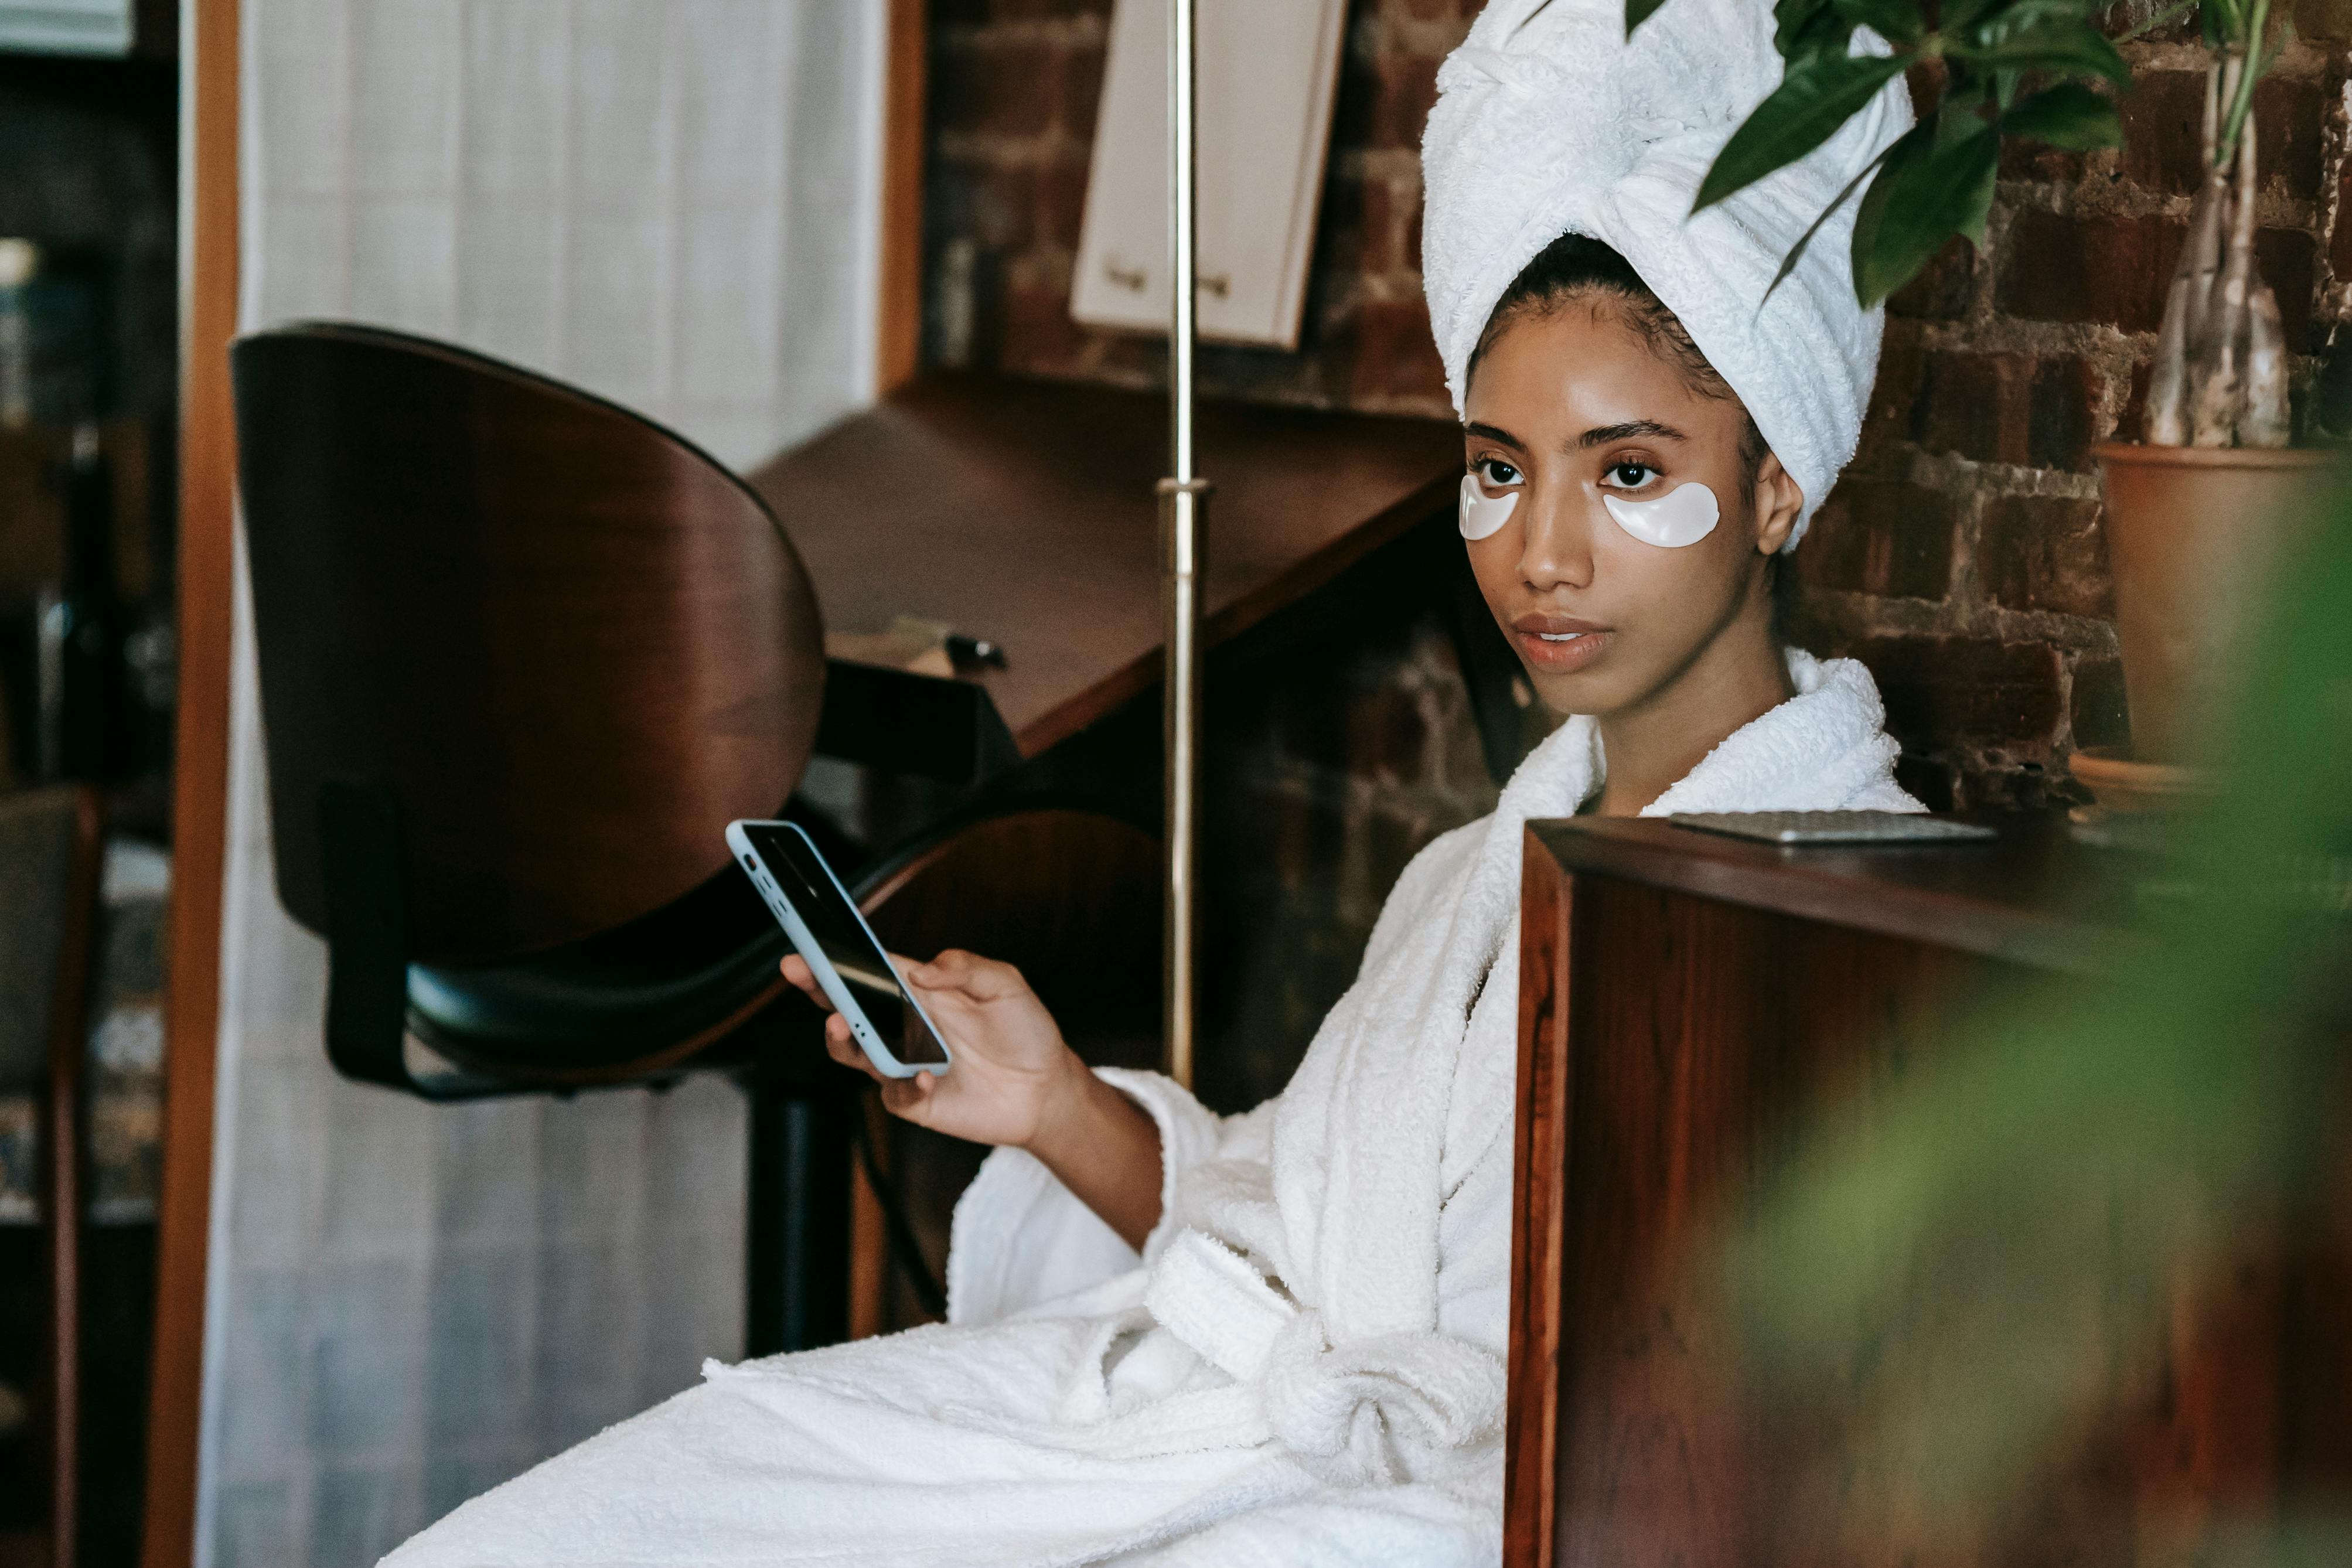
[747,374,1461,760]
[1505,830,1574,1568]
[1547,883,1988,1567]
[1511,822,2352,1568]
[1529,816,2154,976]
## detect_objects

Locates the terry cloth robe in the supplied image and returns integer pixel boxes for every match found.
[382,649,1920,1568]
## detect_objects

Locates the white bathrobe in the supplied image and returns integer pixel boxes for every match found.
[384,650,1919,1568]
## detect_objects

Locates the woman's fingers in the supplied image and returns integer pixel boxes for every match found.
[779,953,834,1009]
[821,1015,887,1083]
[878,1070,937,1120]
[909,948,1026,1002]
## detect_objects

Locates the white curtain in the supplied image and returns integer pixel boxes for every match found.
[200,3,887,1562]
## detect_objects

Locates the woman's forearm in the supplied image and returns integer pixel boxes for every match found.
[1024,1062,1164,1251]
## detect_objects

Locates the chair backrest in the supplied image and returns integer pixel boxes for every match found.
[231,323,826,965]
[0,788,92,1092]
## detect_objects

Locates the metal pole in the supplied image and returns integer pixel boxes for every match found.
[1160,0,1208,1090]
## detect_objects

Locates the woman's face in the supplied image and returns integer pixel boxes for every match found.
[1463,299,1800,717]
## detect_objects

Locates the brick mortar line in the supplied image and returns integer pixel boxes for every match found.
[1232,758,1489,822]
[1808,587,2119,655]
[2122,38,2337,80]
[933,131,1092,167]
[1331,148,1425,182]
[1356,14,1476,63]
[1903,445,2105,502]
[933,17,1107,50]
[1905,311,2148,360]
[1996,173,2319,230]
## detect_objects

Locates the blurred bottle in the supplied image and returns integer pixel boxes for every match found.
[0,237,32,428]
[38,421,125,779]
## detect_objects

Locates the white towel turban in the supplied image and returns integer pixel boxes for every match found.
[1422,0,1914,546]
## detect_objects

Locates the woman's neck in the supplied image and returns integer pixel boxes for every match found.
[1590,609,1794,817]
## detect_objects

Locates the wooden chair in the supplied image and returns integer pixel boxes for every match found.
[227,324,1171,1355]
[231,322,863,1353]
[0,786,105,1568]
[230,322,828,1092]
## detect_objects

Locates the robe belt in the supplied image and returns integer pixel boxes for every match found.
[1141,1229,1506,1484]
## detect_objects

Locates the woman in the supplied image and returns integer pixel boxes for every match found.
[386,1,1915,1563]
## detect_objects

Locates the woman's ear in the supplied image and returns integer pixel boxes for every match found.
[1751,451,1804,556]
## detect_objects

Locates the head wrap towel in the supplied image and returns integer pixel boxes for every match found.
[1422,0,1913,546]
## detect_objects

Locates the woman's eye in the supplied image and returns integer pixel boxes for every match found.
[1473,458,1521,488]
[1605,462,1660,490]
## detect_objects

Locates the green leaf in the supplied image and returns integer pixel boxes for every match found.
[1938,0,1996,31]
[1850,121,1999,305]
[1932,87,1995,150]
[1696,51,1913,212]
[1772,0,1846,57]
[1999,81,2122,149]
[1625,0,1672,35]
[1847,122,1928,293]
[1949,24,2133,87]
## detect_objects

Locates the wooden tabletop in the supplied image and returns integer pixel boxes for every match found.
[748,373,1463,763]
[1528,816,2164,978]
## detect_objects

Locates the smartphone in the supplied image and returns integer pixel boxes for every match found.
[727,820,953,1078]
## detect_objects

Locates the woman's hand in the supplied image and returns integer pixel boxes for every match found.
[781,949,1083,1151]
[780,948,1165,1248]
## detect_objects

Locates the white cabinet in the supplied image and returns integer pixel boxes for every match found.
[1072,0,1347,350]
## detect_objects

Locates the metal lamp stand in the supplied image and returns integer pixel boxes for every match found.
[1160,0,1207,1091]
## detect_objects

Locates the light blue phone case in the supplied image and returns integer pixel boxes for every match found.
[726,820,953,1079]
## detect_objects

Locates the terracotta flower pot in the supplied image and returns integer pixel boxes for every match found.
[2091,442,2340,766]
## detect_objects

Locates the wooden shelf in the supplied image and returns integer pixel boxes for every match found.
[749,372,1463,773]
[1527,816,2160,978]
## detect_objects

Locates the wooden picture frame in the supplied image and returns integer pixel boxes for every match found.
[1070,0,1347,350]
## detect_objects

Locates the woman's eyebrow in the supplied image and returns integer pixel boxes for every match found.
[1463,420,1526,449]
[1576,418,1686,448]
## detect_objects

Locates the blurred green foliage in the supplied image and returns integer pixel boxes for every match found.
[1718,478,2352,1545]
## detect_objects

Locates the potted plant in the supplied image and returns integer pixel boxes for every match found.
[1658,0,2339,776]
[2088,0,2334,774]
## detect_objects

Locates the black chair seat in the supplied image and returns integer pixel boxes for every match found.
[406,871,784,1072]
[401,805,868,1079]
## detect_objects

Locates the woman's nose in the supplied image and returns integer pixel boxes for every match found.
[1518,488,1595,592]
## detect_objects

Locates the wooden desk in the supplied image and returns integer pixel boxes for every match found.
[748,373,1461,776]
[1509,817,2352,1567]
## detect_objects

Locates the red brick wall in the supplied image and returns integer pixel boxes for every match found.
[921,0,2348,1086]
[925,0,1457,410]
[926,0,2351,809]
[1799,6,2347,808]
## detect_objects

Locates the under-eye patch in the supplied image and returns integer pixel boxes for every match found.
[1458,473,1518,541]
[1603,482,1718,548]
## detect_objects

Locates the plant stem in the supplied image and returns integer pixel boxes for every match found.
[2215,0,2269,169]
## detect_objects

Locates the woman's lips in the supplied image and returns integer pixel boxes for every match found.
[1512,615,1610,673]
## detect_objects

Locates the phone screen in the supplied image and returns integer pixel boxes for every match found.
[739,823,950,1067]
